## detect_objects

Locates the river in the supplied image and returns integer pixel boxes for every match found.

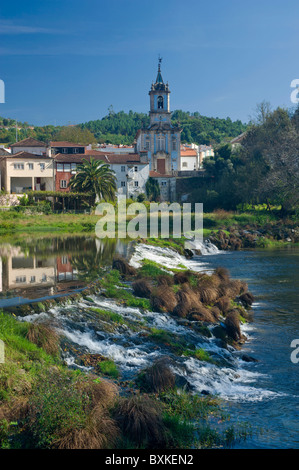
[0,235,298,449]
[202,247,299,449]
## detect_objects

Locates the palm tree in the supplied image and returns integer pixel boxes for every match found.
[69,158,117,205]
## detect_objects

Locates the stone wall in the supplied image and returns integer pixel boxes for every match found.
[0,193,20,207]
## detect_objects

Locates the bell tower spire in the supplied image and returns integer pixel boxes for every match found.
[156,55,163,84]
[149,57,171,122]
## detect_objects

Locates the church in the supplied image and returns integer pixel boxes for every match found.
[136,59,182,177]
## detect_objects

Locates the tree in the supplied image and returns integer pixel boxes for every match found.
[55,126,97,145]
[69,158,117,205]
[145,177,160,202]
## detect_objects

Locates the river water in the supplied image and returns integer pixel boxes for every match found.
[0,235,298,448]
[201,247,299,449]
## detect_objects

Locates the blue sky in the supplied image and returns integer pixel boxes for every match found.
[0,0,298,125]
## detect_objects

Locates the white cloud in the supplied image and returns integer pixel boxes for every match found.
[0,20,59,35]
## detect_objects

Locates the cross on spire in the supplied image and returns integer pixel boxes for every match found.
[156,55,163,84]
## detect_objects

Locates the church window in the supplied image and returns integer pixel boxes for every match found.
[172,136,177,151]
[157,135,165,151]
[157,96,164,109]
[145,135,150,150]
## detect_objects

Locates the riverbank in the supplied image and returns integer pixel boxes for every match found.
[0,244,254,449]
[0,207,297,248]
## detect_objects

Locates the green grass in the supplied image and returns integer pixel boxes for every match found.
[0,312,57,368]
[97,359,119,378]
[90,307,124,324]
[182,348,212,362]
[160,390,221,421]
[103,285,151,309]
[0,211,100,234]
[98,268,152,309]
[138,259,169,278]
[100,269,127,288]
[143,238,186,255]
[147,328,212,362]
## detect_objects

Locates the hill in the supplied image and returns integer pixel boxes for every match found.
[0,110,247,146]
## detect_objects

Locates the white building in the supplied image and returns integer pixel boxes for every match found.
[10,137,48,156]
[180,145,199,171]
[97,144,135,154]
[105,153,149,198]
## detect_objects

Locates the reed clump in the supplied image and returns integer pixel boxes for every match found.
[112,256,136,276]
[132,278,153,299]
[26,323,60,356]
[150,285,177,313]
[113,394,165,447]
[138,359,176,393]
[225,311,242,341]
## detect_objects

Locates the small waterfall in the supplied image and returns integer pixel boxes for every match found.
[129,243,210,271]
[185,238,221,256]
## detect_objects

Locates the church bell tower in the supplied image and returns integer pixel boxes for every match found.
[136,58,181,175]
[149,57,171,126]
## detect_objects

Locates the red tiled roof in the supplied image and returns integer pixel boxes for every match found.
[84,149,113,156]
[0,148,10,156]
[53,153,108,163]
[181,149,197,157]
[10,137,47,148]
[106,154,142,164]
[50,141,86,148]
[4,151,51,159]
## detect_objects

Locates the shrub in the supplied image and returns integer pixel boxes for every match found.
[215,296,232,314]
[132,278,152,299]
[137,193,146,202]
[197,286,219,305]
[215,267,230,282]
[150,285,177,313]
[239,292,255,307]
[76,375,119,409]
[156,275,174,286]
[26,323,60,356]
[138,359,175,393]
[56,410,119,449]
[112,256,136,276]
[173,285,203,318]
[27,370,91,448]
[98,360,119,379]
[210,306,221,321]
[114,395,165,447]
[225,311,241,341]
[189,304,217,323]
[174,271,191,285]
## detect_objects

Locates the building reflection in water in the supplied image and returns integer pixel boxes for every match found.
[0,236,129,301]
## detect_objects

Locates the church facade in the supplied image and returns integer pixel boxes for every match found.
[136,59,181,176]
